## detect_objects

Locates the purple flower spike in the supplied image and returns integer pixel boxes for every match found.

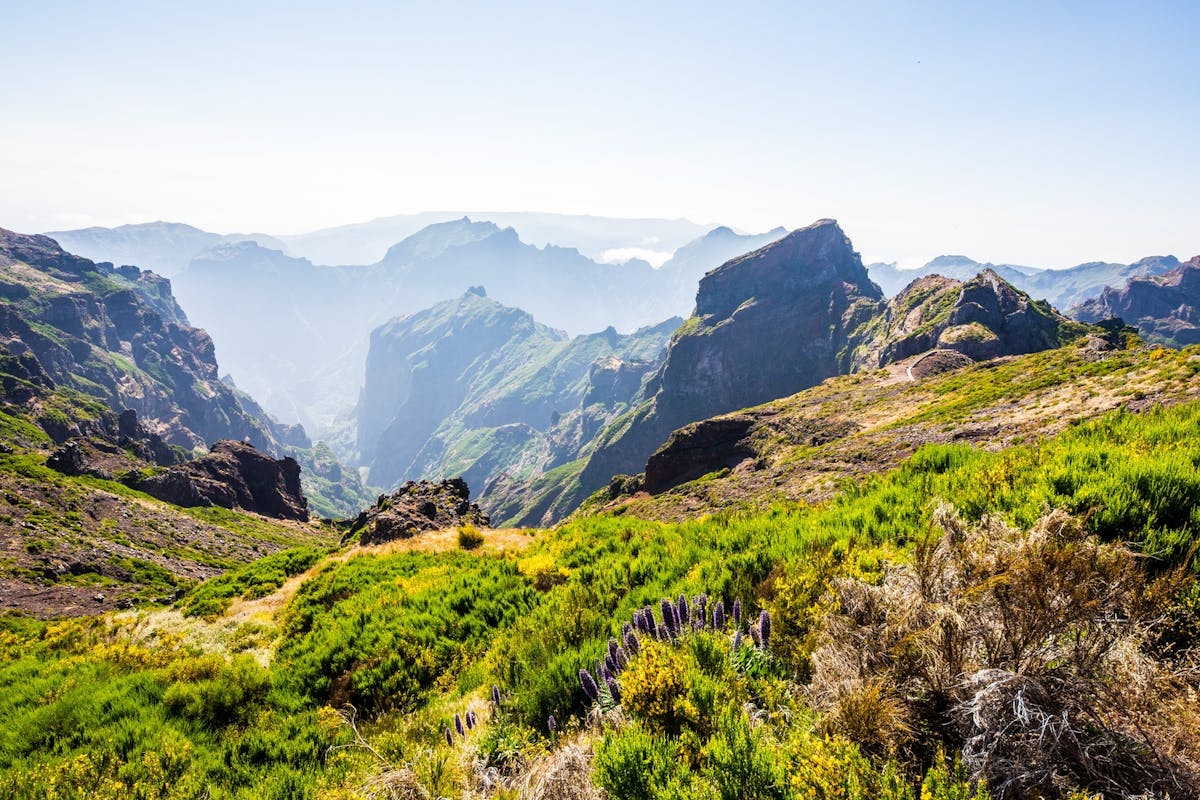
[732,598,743,626]
[444,727,454,746]
[466,711,475,730]
[455,713,465,737]
[655,623,668,641]
[695,594,708,629]
[600,661,613,682]
[713,600,726,630]
[758,609,771,650]
[750,622,761,647]
[579,668,600,702]
[676,593,689,627]
[624,629,640,654]
[733,627,743,651]
[616,647,628,670]
[608,637,620,663]
[621,621,633,639]
[660,597,677,636]
[547,714,557,733]
[604,654,617,678]
[491,684,502,706]
[605,676,622,703]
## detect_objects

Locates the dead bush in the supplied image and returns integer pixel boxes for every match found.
[810,505,1200,798]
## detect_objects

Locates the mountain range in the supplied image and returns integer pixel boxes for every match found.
[493,219,1088,525]
[5,210,1200,800]
[114,218,783,435]
[1074,255,1200,346]
[869,253,1181,310]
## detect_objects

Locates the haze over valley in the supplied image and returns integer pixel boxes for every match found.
[2,4,1200,799]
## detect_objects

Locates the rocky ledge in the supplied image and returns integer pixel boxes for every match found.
[346,478,490,545]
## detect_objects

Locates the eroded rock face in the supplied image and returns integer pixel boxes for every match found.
[346,478,489,545]
[46,409,181,480]
[135,440,308,521]
[660,218,883,419]
[644,415,757,493]
[1073,256,1200,347]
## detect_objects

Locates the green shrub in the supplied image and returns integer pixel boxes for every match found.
[594,722,683,800]
[457,524,485,550]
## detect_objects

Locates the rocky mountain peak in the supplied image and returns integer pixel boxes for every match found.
[695,218,879,319]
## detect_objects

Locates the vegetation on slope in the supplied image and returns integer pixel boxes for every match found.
[595,337,1199,522]
[1,392,1198,797]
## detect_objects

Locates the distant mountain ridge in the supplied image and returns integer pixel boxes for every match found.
[1074,255,1200,346]
[44,221,286,277]
[870,253,1181,311]
[156,218,781,436]
[356,288,680,515]
[275,211,716,265]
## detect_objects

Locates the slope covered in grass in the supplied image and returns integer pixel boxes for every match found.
[2,394,1199,797]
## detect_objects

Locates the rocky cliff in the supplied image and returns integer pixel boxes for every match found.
[0,228,283,452]
[1073,256,1200,347]
[545,219,884,523]
[509,223,1098,526]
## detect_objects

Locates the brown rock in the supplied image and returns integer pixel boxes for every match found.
[135,440,308,521]
[347,477,489,545]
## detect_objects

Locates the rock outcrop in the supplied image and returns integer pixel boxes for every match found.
[46,409,181,480]
[346,478,489,545]
[852,270,1084,368]
[134,440,308,521]
[1073,256,1200,347]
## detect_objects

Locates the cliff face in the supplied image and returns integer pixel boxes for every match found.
[0,228,283,453]
[1074,256,1200,347]
[660,218,883,417]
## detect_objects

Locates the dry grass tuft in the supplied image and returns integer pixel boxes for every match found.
[363,768,431,800]
[519,736,600,800]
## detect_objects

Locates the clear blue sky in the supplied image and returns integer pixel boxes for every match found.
[2,1,1196,267]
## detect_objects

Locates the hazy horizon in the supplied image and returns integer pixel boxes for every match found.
[3,2,1198,269]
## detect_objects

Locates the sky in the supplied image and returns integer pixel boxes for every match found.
[2,1,1197,268]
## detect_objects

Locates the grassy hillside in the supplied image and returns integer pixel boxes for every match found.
[592,336,1200,522]
[2,386,1199,797]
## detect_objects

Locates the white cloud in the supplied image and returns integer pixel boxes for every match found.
[599,247,675,268]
